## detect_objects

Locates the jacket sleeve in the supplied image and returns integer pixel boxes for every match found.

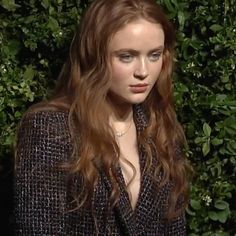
[14,111,72,235]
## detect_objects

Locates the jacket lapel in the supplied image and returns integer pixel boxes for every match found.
[133,104,167,233]
[99,167,137,235]
[134,148,165,233]
[93,104,160,235]
[114,176,137,235]
[110,104,149,235]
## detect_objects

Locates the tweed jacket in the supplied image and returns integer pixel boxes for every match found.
[14,105,186,235]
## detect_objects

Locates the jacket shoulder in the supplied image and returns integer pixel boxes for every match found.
[18,109,70,139]
[16,109,71,164]
[14,109,72,234]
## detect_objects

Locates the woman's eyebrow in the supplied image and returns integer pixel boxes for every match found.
[112,46,164,54]
[112,49,139,55]
[149,46,164,52]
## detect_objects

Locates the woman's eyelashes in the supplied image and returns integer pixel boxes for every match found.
[148,51,162,62]
[118,53,134,63]
[117,51,163,63]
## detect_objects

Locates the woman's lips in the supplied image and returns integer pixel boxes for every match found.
[130,84,148,93]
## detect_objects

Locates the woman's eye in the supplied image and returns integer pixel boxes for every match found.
[118,54,133,62]
[149,52,162,61]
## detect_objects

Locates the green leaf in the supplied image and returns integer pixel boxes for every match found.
[1,0,20,11]
[190,199,201,210]
[216,94,227,102]
[217,210,229,223]
[226,141,236,154]
[210,24,223,32]
[7,39,21,56]
[41,0,49,9]
[178,11,185,29]
[24,15,35,24]
[0,111,7,122]
[225,127,236,135]
[203,123,211,137]
[48,17,59,31]
[211,138,223,146]
[186,207,196,216]
[202,140,210,156]
[229,156,236,165]
[194,137,203,144]
[208,211,218,221]
[214,200,229,210]
[177,83,189,92]
[14,111,22,118]
[23,66,35,80]
[215,232,230,236]
[4,135,14,146]
[164,0,175,13]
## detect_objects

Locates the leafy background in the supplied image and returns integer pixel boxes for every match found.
[0,0,235,235]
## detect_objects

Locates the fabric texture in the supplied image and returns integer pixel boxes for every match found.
[14,105,186,235]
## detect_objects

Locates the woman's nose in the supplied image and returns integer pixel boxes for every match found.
[134,58,149,80]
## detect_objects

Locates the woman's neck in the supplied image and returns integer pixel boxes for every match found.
[107,93,133,122]
[109,100,133,122]
[107,98,134,137]
[110,106,133,122]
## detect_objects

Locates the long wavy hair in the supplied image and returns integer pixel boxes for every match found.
[43,0,191,219]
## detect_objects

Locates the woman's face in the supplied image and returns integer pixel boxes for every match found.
[108,19,165,105]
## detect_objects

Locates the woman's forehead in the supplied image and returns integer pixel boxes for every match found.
[109,19,164,51]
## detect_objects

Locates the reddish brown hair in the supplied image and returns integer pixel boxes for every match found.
[39,0,191,219]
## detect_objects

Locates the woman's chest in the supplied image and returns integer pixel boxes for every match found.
[116,130,141,210]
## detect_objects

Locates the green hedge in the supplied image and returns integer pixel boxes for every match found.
[0,0,235,235]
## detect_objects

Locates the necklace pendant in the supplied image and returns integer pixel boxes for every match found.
[113,119,133,138]
[116,131,124,137]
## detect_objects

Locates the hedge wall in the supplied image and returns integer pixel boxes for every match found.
[0,0,235,235]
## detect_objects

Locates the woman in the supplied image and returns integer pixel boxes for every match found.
[15,0,191,235]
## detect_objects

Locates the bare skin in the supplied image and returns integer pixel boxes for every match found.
[108,96,140,210]
[108,19,165,209]
[117,123,140,210]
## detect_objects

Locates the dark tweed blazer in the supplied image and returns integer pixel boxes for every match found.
[14,105,186,235]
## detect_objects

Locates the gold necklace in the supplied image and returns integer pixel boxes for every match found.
[114,120,132,137]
